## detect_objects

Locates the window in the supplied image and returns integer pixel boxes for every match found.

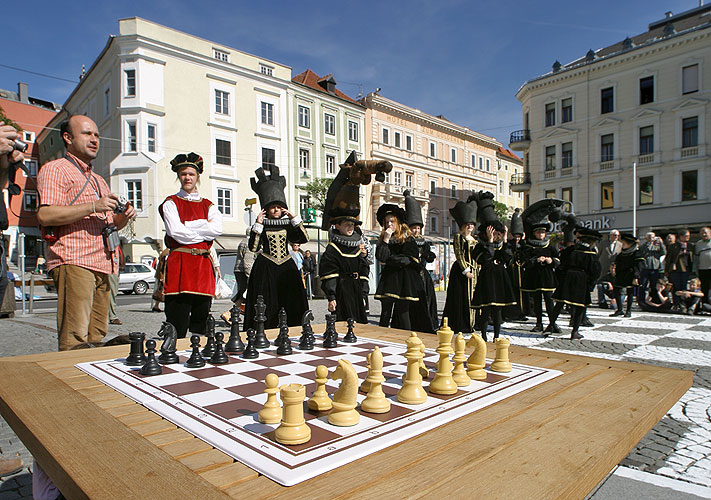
[545,146,556,171]
[451,148,457,163]
[394,131,401,148]
[383,172,390,183]
[639,126,653,155]
[299,149,310,176]
[681,171,698,201]
[259,64,273,76]
[324,113,335,135]
[430,179,437,194]
[325,155,335,175]
[451,219,458,236]
[486,159,490,171]
[499,180,504,194]
[147,124,156,153]
[471,154,476,168]
[601,182,614,209]
[561,98,572,123]
[217,188,232,215]
[545,102,555,127]
[213,49,229,62]
[479,157,483,169]
[430,216,438,234]
[299,195,310,213]
[682,64,698,94]
[451,184,457,198]
[682,117,698,148]
[261,102,274,125]
[348,121,358,142]
[125,180,143,211]
[545,190,556,199]
[262,147,275,170]
[639,176,653,205]
[406,135,412,151]
[640,76,654,105]
[406,173,413,188]
[127,122,137,152]
[562,187,572,203]
[561,142,573,168]
[394,171,402,186]
[216,139,231,165]
[430,142,436,158]
[24,159,38,177]
[601,87,613,114]
[215,90,229,115]
[298,105,310,128]
[104,88,110,117]
[601,134,614,162]
[23,191,38,212]
[382,128,389,144]
[124,70,136,97]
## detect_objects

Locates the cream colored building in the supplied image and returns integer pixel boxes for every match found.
[360,93,522,238]
[510,5,711,234]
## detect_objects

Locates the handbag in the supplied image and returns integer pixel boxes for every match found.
[152,280,165,302]
[215,277,232,299]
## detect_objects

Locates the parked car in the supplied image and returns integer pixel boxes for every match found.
[119,263,155,295]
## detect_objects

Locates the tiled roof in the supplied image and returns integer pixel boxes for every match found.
[497,147,522,163]
[291,69,360,105]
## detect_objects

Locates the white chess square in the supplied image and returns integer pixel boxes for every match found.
[276,363,319,375]
[308,413,382,436]
[146,372,198,386]
[199,373,256,388]
[183,388,243,406]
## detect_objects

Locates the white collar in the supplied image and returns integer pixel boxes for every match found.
[176,189,201,201]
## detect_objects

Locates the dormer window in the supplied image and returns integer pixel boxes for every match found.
[318,74,337,94]
[213,49,229,62]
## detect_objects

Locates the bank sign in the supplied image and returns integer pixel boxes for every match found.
[552,215,616,232]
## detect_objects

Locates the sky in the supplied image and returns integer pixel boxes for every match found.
[2,0,697,146]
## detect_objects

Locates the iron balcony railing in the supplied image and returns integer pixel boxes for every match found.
[509,129,531,144]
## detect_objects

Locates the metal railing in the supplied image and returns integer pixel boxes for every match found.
[510,172,531,185]
[509,129,531,144]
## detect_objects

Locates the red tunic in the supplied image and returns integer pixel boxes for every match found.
[159,195,215,296]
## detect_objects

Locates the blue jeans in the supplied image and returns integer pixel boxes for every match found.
[669,271,690,307]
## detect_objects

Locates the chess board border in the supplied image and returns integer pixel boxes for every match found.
[77,336,562,486]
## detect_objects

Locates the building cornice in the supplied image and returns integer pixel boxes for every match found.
[289,81,365,112]
[119,106,166,117]
[118,53,166,65]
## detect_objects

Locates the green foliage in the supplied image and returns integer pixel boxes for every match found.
[0,105,20,130]
[493,201,510,220]
[302,177,332,215]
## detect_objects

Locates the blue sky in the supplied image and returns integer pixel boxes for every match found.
[4,0,694,145]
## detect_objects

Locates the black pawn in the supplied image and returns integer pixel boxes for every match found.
[276,329,293,356]
[126,331,147,366]
[210,332,229,364]
[225,314,244,353]
[242,329,259,359]
[185,335,206,368]
[343,318,357,343]
[202,315,217,358]
[253,297,270,349]
[140,340,162,376]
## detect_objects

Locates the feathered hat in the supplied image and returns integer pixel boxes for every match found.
[251,165,287,210]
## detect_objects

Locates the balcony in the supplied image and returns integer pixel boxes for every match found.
[509,129,531,151]
[600,160,615,171]
[510,172,531,192]
[681,146,698,159]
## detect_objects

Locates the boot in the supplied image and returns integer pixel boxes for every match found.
[481,331,488,342]
[581,316,594,327]
[624,305,632,318]
[531,322,543,333]
[570,330,583,340]
[610,310,624,317]
[544,323,561,334]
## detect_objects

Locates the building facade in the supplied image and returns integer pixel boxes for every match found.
[510,5,711,234]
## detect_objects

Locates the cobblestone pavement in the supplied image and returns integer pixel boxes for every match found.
[0,295,710,498]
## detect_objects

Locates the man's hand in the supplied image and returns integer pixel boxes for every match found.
[95,193,119,213]
[485,225,494,243]
[0,123,24,182]
[359,243,367,255]
[0,122,18,156]
[114,202,137,230]
[465,272,474,280]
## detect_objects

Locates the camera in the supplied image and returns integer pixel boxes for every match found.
[102,225,121,252]
[114,195,128,215]
[13,139,27,153]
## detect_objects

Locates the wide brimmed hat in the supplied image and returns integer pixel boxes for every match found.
[376,203,406,226]
[251,165,288,210]
[510,208,524,236]
[170,152,204,174]
[575,226,602,241]
[620,232,638,245]
[403,190,424,227]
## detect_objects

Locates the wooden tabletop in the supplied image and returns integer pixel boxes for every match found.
[0,325,692,500]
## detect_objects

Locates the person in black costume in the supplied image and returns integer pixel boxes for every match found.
[548,227,602,339]
[610,233,644,318]
[520,222,560,334]
[374,204,423,330]
[504,208,528,322]
[441,196,479,334]
[472,221,516,341]
[244,166,308,330]
[403,190,437,333]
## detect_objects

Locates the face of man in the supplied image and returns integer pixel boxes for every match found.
[266,204,284,219]
[291,243,300,252]
[680,231,690,242]
[177,166,199,193]
[63,116,99,164]
[701,228,711,241]
[610,231,619,241]
[666,234,676,245]
[646,232,654,242]
[533,229,547,240]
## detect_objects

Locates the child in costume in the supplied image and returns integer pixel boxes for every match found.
[520,222,560,334]
[244,166,308,330]
[610,233,644,318]
[504,208,528,322]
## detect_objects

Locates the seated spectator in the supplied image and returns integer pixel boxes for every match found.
[597,263,617,310]
[676,278,706,315]
[641,279,673,313]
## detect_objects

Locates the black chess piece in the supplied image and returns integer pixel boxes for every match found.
[328,313,339,342]
[210,332,229,364]
[157,322,179,365]
[126,331,147,366]
[140,339,163,376]
[253,296,270,349]
[242,329,259,359]
[323,313,337,348]
[276,328,293,355]
[185,335,206,368]
[343,318,357,343]
[202,315,217,358]
[225,310,245,353]
[298,310,315,350]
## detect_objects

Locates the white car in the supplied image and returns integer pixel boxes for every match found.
[119,263,155,295]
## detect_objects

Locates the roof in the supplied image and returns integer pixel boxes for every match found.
[291,69,361,105]
[0,96,59,135]
[497,147,522,163]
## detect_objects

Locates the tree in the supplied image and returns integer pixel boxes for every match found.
[302,177,331,216]
[0,105,20,131]
[493,201,510,220]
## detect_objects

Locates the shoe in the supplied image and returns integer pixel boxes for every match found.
[581,318,594,327]
[570,330,584,340]
[544,323,561,334]
[151,307,161,312]
[624,311,632,318]
[0,457,23,477]
[482,332,488,342]
[220,312,232,325]
[610,310,624,317]
[109,318,122,325]
[531,323,543,333]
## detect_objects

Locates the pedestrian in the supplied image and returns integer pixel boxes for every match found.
[675,278,705,315]
[638,232,665,304]
[596,263,618,311]
[302,249,316,299]
[505,208,528,322]
[158,152,223,338]
[598,229,621,307]
[666,229,693,312]
[37,115,136,350]
[150,247,170,312]
[694,226,711,302]
[610,233,644,318]
[520,222,560,334]
[640,278,673,313]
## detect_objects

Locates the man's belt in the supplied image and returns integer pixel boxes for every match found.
[171,247,210,256]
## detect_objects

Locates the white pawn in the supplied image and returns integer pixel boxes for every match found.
[258,373,282,424]
[361,347,391,414]
[452,333,471,387]
[307,365,333,412]
[429,319,458,395]
[397,332,427,405]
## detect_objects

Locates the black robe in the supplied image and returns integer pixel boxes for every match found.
[442,233,478,333]
[244,217,309,330]
[374,238,423,303]
[319,233,369,324]
[553,243,602,307]
[614,247,644,288]
[409,237,438,333]
[472,241,516,308]
[520,239,559,292]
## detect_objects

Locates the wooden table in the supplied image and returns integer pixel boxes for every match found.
[0,325,692,500]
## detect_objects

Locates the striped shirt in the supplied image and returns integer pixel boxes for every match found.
[37,152,118,274]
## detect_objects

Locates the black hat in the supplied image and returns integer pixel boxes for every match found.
[472,191,497,226]
[531,222,551,232]
[560,212,578,244]
[376,203,406,226]
[479,219,505,235]
[403,190,424,227]
[510,208,524,236]
[620,232,638,245]
[170,152,204,174]
[449,200,477,227]
[575,226,602,241]
[322,162,362,228]
[251,165,288,210]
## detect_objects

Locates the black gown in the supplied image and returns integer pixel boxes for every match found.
[613,247,644,288]
[504,239,526,320]
[319,230,369,324]
[442,233,478,333]
[520,239,559,292]
[375,237,423,328]
[553,243,602,307]
[409,237,438,333]
[472,241,516,308]
[244,217,309,330]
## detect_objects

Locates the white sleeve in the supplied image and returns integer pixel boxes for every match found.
[192,204,224,240]
[291,215,303,226]
[162,200,205,245]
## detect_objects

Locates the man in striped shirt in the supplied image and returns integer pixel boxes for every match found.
[37,115,136,351]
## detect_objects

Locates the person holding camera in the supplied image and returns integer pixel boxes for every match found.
[37,115,136,351]
[638,232,666,304]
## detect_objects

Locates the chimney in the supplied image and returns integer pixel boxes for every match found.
[18,82,29,104]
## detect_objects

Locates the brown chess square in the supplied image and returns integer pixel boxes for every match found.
[226,381,268,398]
[161,380,219,396]
[187,366,233,379]
[205,398,262,419]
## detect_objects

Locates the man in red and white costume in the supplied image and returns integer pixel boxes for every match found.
[158,153,222,338]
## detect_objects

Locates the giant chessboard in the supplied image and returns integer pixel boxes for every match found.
[77,335,562,486]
